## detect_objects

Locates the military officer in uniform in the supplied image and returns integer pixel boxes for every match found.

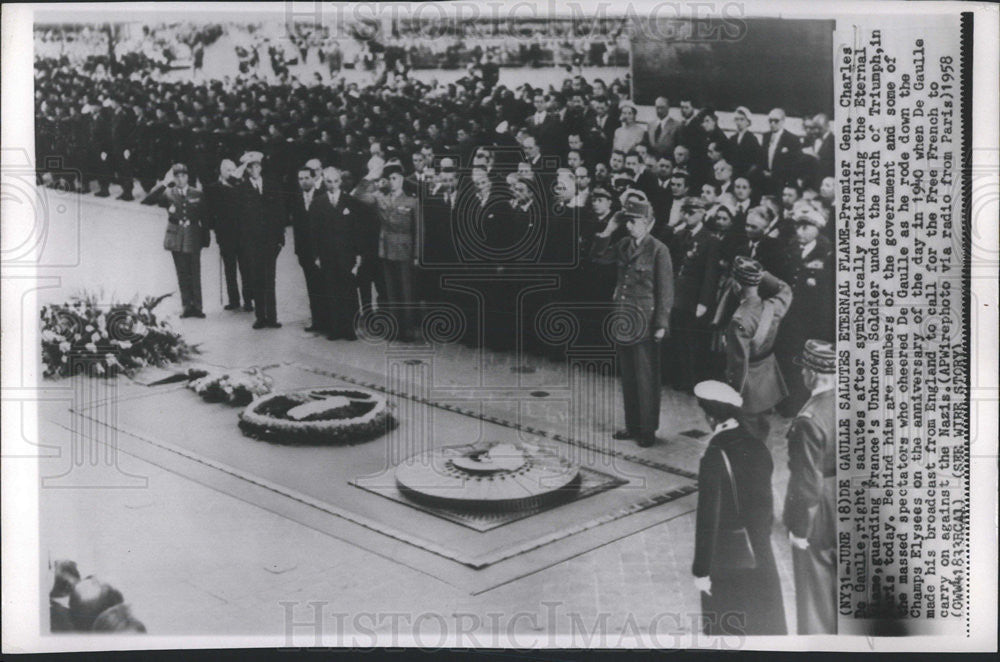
[783,339,837,634]
[724,257,793,441]
[776,205,834,415]
[375,162,420,341]
[669,196,715,391]
[144,163,207,318]
[591,197,674,447]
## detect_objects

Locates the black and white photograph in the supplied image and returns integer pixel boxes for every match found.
[1,0,997,652]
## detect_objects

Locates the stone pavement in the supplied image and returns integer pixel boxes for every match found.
[34,192,800,641]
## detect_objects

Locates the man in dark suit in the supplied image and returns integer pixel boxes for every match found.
[591,197,674,447]
[624,151,659,201]
[588,95,620,147]
[289,165,325,332]
[204,159,252,311]
[235,152,286,329]
[810,113,835,183]
[312,167,363,340]
[760,108,803,194]
[144,163,207,318]
[776,206,834,416]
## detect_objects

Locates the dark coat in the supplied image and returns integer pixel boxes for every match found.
[591,229,674,341]
[203,180,243,248]
[760,129,803,189]
[310,190,362,271]
[693,424,787,635]
[672,224,716,314]
[238,176,286,253]
[782,235,835,343]
[728,130,762,177]
[289,187,321,260]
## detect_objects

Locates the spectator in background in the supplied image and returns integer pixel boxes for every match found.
[612,102,645,154]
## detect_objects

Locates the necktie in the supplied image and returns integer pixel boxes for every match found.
[654,123,661,142]
[768,132,779,169]
[750,241,758,257]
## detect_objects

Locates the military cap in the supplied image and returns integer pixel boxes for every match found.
[792,203,827,228]
[795,339,836,374]
[622,198,653,219]
[382,161,404,177]
[732,256,764,286]
[171,163,189,174]
[693,380,744,408]
[591,187,613,201]
[681,195,708,211]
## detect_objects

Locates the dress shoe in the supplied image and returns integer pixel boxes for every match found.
[190,311,206,319]
[267,321,282,329]
[252,320,267,330]
[637,435,656,448]
[180,310,194,319]
[612,430,637,441]
[224,304,239,311]
[304,325,321,333]
[327,332,343,341]
[242,304,254,312]
[117,193,134,202]
[94,190,111,198]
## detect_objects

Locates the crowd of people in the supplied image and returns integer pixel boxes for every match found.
[35,24,839,636]
[48,560,146,633]
[34,46,834,406]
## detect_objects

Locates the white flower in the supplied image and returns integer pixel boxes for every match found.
[91,332,101,343]
[85,325,94,333]
[97,313,107,329]
[95,363,105,375]
[59,341,71,352]
[61,355,68,363]
[119,340,132,349]
[84,342,97,352]
[73,333,82,341]
[134,321,147,335]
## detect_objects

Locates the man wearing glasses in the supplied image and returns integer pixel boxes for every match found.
[760,108,803,194]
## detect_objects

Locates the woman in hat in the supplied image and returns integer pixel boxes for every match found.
[691,380,787,635]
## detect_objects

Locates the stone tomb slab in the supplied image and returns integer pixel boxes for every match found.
[67,363,697,593]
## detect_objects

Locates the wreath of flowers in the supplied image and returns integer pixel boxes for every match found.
[238,388,397,445]
[186,367,273,406]
[40,292,198,378]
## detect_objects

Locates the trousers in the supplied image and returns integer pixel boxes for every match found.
[171,250,202,313]
[220,241,251,307]
[252,245,280,324]
[298,256,327,327]
[616,335,661,435]
[382,258,416,340]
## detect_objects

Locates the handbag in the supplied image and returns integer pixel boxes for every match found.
[709,448,758,573]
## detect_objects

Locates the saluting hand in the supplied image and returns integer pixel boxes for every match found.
[654,327,666,342]
[694,576,712,595]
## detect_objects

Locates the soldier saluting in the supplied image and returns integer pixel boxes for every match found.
[144,163,208,318]
[591,194,674,447]
[724,256,793,441]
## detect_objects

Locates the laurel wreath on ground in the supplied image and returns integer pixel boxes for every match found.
[238,388,397,445]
